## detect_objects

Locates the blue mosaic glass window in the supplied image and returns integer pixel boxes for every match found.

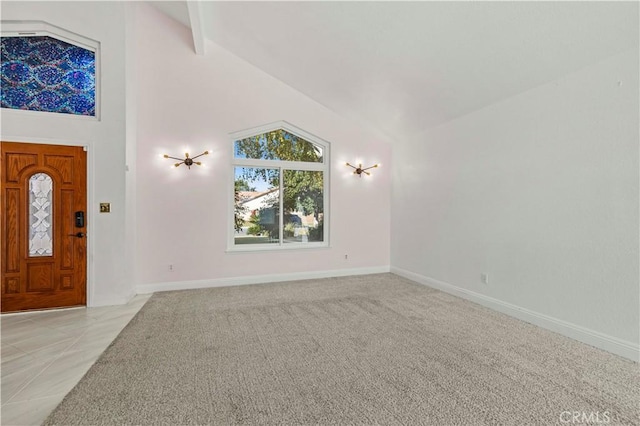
[1,36,95,116]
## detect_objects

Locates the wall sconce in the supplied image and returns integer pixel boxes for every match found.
[346,162,379,177]
[164,151,209,169]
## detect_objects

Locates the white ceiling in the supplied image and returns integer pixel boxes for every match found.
[150,1,638,143]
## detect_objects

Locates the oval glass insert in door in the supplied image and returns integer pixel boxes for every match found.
[28,172,53,257]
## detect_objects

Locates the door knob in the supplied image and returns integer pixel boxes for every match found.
[68,232,86,238]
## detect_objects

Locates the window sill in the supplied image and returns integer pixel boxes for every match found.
[225,243,329,254]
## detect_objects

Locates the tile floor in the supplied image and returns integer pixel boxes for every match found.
[1,295,151,426]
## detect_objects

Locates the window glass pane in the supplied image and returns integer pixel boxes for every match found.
[234,167,280,245]
[283,170,323,243]
[1,36,96,116]
[29,173,53,257]
[234,129,323,163]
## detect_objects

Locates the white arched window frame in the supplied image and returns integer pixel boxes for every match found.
[229,121,330,251]
[1,20,100,120]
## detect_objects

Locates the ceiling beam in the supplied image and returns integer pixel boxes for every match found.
[186,1,205,55]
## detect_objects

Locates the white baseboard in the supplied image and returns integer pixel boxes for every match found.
[391,267,639,362]
[135,265,391,295]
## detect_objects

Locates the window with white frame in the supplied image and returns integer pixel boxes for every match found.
[231,122,329,250]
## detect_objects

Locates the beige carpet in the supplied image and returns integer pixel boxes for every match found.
[44,274,639,425]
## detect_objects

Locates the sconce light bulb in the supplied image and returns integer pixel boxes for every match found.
[203,151,209,155]
[174,163,180,168]
[195,162,202,166]
[163,154,169,158]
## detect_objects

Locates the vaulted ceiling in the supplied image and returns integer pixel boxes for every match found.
[150,1,638,143]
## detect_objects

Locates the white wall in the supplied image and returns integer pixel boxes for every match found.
[391,48,639,359]
[1,1,135,306]
[133,4,391,291]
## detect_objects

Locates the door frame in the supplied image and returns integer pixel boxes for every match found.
[1,136,95,308]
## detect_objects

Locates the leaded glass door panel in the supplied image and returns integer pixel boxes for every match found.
[1,142,87,312]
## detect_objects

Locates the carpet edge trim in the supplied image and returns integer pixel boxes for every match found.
[135,265,391,294]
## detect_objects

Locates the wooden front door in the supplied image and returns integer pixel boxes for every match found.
[1,142,87,312]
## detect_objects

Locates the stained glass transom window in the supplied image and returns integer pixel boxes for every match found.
[1,36,95,116]
[29,173,53,257]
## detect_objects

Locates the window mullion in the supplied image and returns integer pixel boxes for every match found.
[233,158,322,171]
[279,167,284,245]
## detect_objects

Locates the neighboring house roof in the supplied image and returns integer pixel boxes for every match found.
[237,191,261,201]
[237,187,279,205]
